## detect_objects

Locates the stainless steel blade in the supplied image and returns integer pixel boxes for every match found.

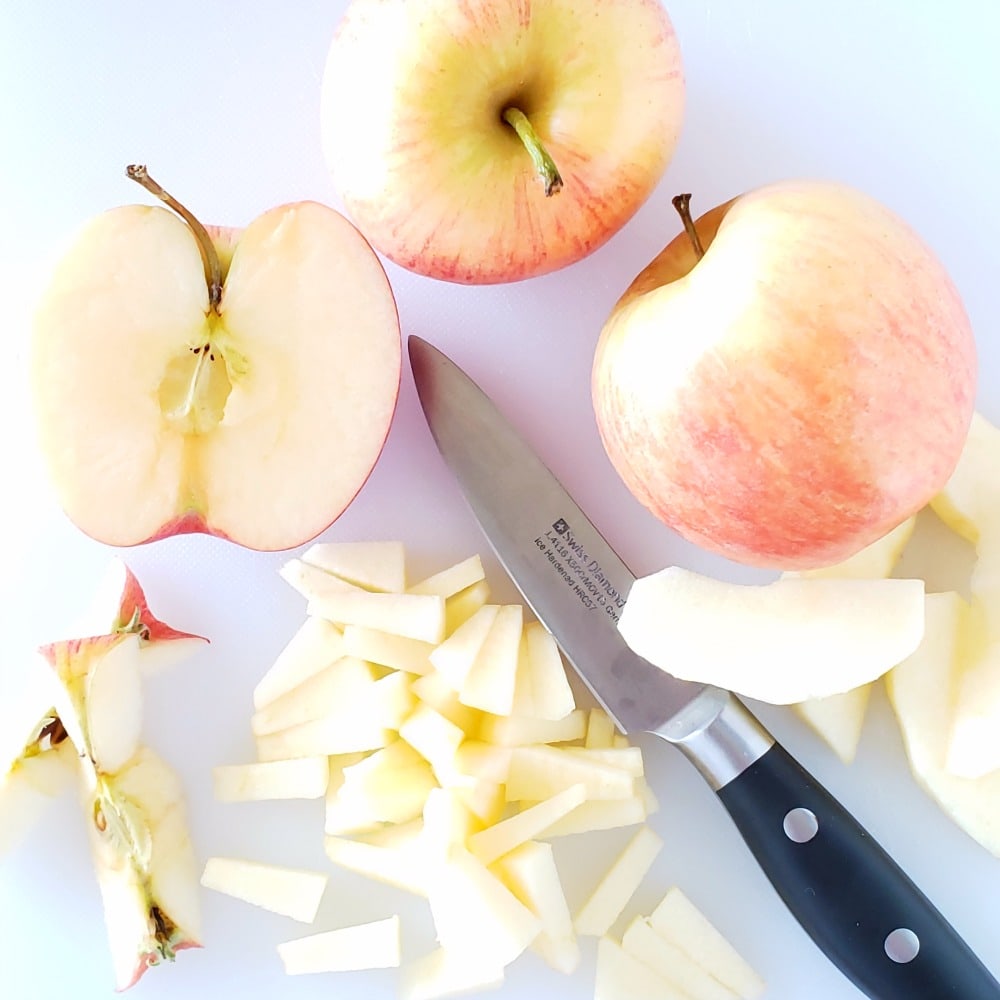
[408,335,730,740]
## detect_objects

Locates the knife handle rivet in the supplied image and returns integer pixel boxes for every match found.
[783,807,819,844]
[884,927,920,964]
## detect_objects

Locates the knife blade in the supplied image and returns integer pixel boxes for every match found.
[408,334,1000,1000]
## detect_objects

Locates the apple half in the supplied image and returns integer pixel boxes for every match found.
[31,167,401,550]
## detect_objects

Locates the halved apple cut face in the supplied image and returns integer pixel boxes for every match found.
[32,200,401,550]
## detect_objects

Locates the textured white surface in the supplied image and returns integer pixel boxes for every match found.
[1,2,998,998]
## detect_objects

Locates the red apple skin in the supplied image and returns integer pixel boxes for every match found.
[592,180,977,570]
[321,0,685,284]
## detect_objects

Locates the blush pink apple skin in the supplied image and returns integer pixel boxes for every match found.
[592,180,977,570]
[321,0,685,284]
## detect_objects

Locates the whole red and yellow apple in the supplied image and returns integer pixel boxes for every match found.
[30,167,401,550]
[320,0,685,284]
[592,180,977,570]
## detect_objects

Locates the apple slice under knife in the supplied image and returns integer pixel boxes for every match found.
[408,334,1000,999]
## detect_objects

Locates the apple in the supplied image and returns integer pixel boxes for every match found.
[592,180,977,570]
[320,0,684,283]
[31,165,400,550]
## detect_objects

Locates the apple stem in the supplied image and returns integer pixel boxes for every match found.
[672,193,705,259]
[502,108,563,197]
[126,165,224,314]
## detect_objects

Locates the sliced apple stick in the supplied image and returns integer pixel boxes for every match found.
[278,914,401,974]
[212,757,329,802]
[479,708,587,746]
[460,604,523,715]
[252,617,345,710]
[453,777,506,826]
[494,840,580,974]
[563,746,644,776]
[280,558,366,602]
[324,836,429,896]
[342,624,434,674]
[648,887,765,999]
[410,671,483,735]
[573,825,663,937]
[256,712,391,761]
[302,540,406,593]
[422,787,480,860]
[454,741,513,784]
[0,739,75,856]
[621,916,739,1000]
[522,621,576,721]
[200,857,327,923]
[585,707,619,749]
[541,791,652,838]
[443,578,492,635]
[595,935,694,1000]
[399,947,505,1000]
[468,784,586,865]
[428,844,542,969]
[506,745,636,802]
[251,656,377,736]
[308,589,446,644]
[429,604,499,690]
[408,554,485,597]
[399,703,466,784]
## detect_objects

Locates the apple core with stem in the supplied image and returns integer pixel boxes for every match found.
[31,166,401,550]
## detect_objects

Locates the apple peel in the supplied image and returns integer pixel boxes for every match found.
[618,567,925,704]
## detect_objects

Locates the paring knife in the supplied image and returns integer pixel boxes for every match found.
[408,334,1000,1000]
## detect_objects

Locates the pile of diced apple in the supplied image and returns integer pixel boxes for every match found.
[203,542,763,998]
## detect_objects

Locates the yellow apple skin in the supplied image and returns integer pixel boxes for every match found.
[592,180,977,570]
[321,0,684,284]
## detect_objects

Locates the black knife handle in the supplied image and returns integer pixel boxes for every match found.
[716,741,1000,999]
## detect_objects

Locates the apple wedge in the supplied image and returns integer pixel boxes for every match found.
[886,591,1000,855]
[31,168,401,550]
[619,567,924,703]
[399,947,505,1000]
[787,515,917,762]
[921,412,1000,777]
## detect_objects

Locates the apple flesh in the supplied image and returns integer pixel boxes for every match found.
[31,169,400,550]
[592,179,977,569]
[321,0,684,283]
[618,566,925,704]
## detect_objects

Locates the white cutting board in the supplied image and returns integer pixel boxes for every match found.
[1,2,998,998]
